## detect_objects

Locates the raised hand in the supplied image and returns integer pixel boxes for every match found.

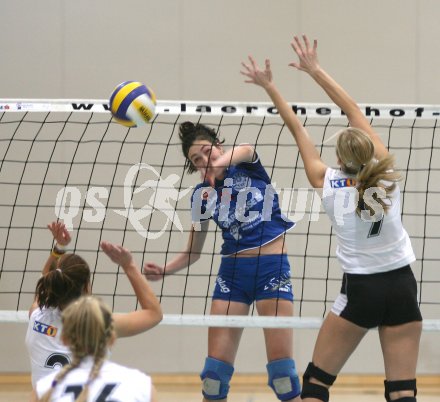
[289,34,320,74]
[240,56,273,89]
[100,241,134,268]
[47,221,71,247]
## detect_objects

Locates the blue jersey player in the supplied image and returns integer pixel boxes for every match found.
[143,121,301,402]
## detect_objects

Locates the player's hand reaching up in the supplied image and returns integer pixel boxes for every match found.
[47,221,71,247]
[100,241,134,269]
[289,34,320,75]
[241,56,273,90]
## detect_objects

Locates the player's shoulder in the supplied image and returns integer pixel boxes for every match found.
[104,361,150,381]
[193,181,209,191]
[30,306,61,320]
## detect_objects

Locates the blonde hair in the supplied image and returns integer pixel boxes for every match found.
[40,296,114,402]
[336,127,401,216]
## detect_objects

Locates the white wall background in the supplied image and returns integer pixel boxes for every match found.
[1,0,440,379]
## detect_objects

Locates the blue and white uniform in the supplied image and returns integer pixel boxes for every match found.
[191,155,294,256]
[191,155,295,304]
[193,154,301,401]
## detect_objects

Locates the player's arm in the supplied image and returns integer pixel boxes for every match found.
[290,34,388,160]
[218,143,256,166]
[202,144,256,186]
[30,388,38,402]
[29,222,71,317]
[143,220,209,280]
[100,241,163,337]
[241,56,327,189]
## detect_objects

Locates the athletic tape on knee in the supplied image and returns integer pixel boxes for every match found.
[301,381,330,402]
[200,357,234,400]
[266,358,301,400]
[303,362,337,386]
[384,379,417,402]
[301,362,337,402]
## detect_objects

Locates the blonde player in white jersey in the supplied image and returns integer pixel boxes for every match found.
[33,295,157,402]
[26,222,162,399]
[242,35,422,402]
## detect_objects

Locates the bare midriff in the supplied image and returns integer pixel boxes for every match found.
[229,235,287,258]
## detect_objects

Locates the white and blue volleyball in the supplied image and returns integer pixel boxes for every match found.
[109,81,156,127]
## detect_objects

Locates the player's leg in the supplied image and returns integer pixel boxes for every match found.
[201,299,250,402]
[257,299,293,360]
[379,265,423,401]
[379,321,422,401]
[256,298,300,402]
[253,253,299,401]
[301,312,368,402]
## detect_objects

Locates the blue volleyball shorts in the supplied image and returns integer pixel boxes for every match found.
[213,254,294,305]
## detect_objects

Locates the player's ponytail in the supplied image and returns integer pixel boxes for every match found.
[179,121,224,173]
[35,254,91,310]
[39,356,82,402]
[336,128,401,217]
[356,154,400,216]
[40,296,115,402]
[66,296,114,402]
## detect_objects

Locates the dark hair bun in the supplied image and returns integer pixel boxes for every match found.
[179,121,195,138]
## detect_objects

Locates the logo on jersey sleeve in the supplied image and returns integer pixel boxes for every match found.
[33,320,58,337]
[330,178,357,188]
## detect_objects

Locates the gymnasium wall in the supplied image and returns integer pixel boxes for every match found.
[1,0,439,376]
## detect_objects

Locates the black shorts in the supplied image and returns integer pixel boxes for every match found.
[331,265,423,329]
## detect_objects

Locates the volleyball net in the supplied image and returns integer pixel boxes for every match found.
[1,99,440,330]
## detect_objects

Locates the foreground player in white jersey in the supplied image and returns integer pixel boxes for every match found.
[242,35,423,402]
[26,222,162,396]
[34,295,157,402]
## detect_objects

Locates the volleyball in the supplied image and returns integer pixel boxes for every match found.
[109,81,156,127]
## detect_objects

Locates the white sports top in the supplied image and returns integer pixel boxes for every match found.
[322,167,415,274]
[25,307,72,387]
[36,357,152,402]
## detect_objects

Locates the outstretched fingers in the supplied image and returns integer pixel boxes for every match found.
[240,55,272,87]
[100,241,133,267]
[240,55,257,83]
[289,34,319,73]
[47,221,71,246]
[302,34,312,52]
[291,35,304,56]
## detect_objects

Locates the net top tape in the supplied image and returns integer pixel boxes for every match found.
[1,311,439,331]
[1,99,440,119]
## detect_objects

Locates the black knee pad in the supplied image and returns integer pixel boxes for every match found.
[384,379,417,402]
[301,362,337,402]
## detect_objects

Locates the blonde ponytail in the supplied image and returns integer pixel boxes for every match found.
[355,154,401,217]
[336,127,401,217]
[40,296,115,401]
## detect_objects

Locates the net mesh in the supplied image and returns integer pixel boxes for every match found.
[1,100,440,329]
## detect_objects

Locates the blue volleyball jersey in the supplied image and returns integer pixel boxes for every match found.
[191,155,295,255]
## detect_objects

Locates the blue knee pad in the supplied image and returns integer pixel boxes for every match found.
[200,357,234,400]
[267,358,301,401]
